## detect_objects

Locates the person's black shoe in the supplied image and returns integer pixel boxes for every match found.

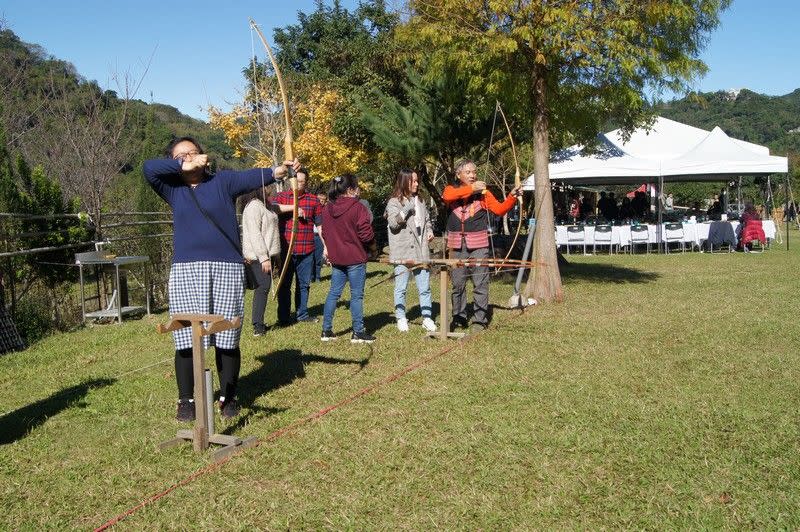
[450,316,468,332]
[176,400,195,422]
[321,329,337,341]
[276,319,297,328]
[220,398,240,419]
[351,331,376,344]
[253,324,267,337]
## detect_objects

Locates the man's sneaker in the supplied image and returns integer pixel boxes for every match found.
[450,316,468,332]
[220,398,240,419]
[470,322,487,333]
[253,325,267,337]
[396,318,409,332]
[176,400,195,422]
[321,329,337,341]
[421,317,437,332]
[351,331,376,344]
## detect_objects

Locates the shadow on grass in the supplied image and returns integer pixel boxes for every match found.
[402,301,442,324]
[331,311,394,336]
[560,262,660,284]
[0,377,116,445]
[224,349,370,433]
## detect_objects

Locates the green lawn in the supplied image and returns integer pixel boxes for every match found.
[1,236,799,529]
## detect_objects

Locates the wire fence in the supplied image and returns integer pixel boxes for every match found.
[0,211,174,350]
[0,207,391,351]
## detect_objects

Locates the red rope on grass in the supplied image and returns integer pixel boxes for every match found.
[94,342,463,530]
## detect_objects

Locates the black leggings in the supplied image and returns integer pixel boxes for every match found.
[175,347,241,401]
[249,260,272,328]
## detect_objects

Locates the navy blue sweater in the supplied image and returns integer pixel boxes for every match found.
[143,159,276,263]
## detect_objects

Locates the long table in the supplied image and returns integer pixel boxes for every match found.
[555,220,777,250]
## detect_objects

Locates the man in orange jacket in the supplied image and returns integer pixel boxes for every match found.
[442,159,521,331]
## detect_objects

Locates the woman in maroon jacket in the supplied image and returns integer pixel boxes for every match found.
[320,174,376,343]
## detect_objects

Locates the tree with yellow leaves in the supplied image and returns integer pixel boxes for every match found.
[208,75,286,169]
[210,79,366,189]
[295,86,367,184]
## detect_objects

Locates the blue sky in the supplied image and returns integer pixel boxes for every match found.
[1,0,797,121]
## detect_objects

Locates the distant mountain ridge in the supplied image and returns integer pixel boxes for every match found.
[0,25,231,162]
[657,88,800,157]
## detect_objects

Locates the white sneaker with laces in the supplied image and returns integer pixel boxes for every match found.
[422,317,437,332]
[397,318,409,332]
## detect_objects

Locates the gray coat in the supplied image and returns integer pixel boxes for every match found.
[241,199,281,263]
[385,196,433,261]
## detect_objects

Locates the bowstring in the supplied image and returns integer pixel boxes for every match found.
[251,24,279,297]
[485,103,500,259]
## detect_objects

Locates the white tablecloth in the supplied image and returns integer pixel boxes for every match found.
[556,220,777,248]
[555,225,625,246]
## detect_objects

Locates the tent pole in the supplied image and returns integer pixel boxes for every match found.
[766,176,772,219]
[657,177,664,253]
[737,176,743,212]
[786,176,790,251]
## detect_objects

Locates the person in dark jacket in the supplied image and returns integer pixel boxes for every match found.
[319,174,376,343]
[144,136,299,421]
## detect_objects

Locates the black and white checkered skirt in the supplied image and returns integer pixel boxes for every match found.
[168,261,245,350]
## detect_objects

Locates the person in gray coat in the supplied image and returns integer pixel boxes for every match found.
[385,169,437,333]
[241,186,281,336]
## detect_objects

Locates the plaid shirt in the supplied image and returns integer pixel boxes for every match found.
[274,190,322,255]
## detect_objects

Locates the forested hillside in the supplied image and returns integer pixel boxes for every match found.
[0,23,239,343]
[0,23,233,218]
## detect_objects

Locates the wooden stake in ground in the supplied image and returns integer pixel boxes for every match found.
[156,313,256,461]
[430,264,466,341]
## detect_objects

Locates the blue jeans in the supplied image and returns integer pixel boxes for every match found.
[323,263,366,333]
[393,265,432,320]
[277,251,314,322]
[313,234,324,281]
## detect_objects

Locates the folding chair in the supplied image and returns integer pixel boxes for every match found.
[565,225,586,255]
[593,224,614,254]
[707,221,736,253]
[663,222,685,253]
[629,225,650,254]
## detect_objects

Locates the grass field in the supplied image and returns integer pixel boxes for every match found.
[1,235,799,529]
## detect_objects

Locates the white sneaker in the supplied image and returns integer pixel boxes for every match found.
[397,318,409,332]
[422,317,437,332]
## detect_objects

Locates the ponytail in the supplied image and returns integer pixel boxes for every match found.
[327,174,358,203]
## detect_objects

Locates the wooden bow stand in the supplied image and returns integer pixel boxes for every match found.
[429,265,466,341]
[156,313,256,462]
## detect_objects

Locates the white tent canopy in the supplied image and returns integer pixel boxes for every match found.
[523,116,788,188]
[661,126,788,178]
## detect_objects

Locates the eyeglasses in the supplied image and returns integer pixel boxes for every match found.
[173,150,200,160]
